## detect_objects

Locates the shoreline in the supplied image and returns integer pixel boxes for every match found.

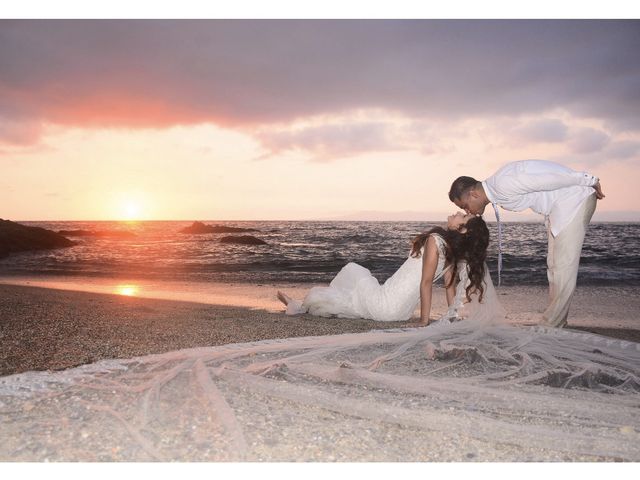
[1,281,640,377]
[0,283,407,377]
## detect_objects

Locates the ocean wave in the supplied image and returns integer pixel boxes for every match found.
[2,220,639,286]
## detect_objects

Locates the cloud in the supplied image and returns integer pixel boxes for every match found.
[0,116,42,146]
[253,114,461,161]
[255,121,399,161]
[604,140,640,159]
[510,118,569,143]
[551,135,640,166]
[568,127,610,154]
[1,20,639,148]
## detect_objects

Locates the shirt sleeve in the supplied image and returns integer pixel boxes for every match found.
[495,161,598,195]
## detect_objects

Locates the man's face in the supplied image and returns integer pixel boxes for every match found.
[454,190,486,215]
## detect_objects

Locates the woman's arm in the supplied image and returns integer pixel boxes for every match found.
[444,265,456,306]
[418,236,439,325]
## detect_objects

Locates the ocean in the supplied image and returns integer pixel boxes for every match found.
[1,220,639,286]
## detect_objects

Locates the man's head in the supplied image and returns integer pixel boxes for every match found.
[448,176,488,215]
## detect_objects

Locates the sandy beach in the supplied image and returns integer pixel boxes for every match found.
[2,281,639,377]
[2,280,640,377]
[1,280,639,462]
[0,282,405,376]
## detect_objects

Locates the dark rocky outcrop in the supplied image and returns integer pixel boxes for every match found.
[219,235,267,245]
[0,219,76,258]
[58,229,136,238]
[179,221,257,234]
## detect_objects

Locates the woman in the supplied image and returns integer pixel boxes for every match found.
[277,212,490,324]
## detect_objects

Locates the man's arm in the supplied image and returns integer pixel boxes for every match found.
[494,160,601,196]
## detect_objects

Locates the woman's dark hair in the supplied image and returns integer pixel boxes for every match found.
[410,216,490,303]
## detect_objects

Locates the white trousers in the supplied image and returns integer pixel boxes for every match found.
[542,193,597,327]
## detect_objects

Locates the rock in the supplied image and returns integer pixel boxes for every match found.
[179,221,257,234]
[58,230,136,238]
[0,219,76,258]
[219,235,267,245]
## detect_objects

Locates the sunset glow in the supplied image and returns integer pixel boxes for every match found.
[1,20,639,222]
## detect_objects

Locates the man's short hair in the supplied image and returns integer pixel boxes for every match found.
[449,176,479,202]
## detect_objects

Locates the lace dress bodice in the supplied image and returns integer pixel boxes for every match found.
[296,233,450,321]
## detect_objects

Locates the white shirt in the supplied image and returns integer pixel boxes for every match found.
[482,160,598,236]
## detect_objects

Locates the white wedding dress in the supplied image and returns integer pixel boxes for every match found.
[284,233,463,322]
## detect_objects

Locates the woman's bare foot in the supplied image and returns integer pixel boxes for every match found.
[277,290,291,306]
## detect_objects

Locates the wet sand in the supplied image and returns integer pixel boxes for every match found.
[1,282,639,377]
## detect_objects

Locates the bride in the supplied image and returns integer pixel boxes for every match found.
[277,212,490,324]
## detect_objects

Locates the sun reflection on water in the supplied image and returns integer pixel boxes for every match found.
[115,284,140,296]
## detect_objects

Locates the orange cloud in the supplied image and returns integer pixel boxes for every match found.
[42,91,212,128]
[1,19,639,150]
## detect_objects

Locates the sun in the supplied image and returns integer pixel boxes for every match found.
[123,201,141,221]
[115,193,147,221]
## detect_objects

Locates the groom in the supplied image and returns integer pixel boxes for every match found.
[448,160,604,328]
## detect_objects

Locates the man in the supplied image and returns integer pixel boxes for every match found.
[448,160,605,328]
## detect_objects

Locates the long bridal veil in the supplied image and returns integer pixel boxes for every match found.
[1,268,639,460]
[438,261,506,324]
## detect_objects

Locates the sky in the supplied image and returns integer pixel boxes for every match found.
[1,19,640,221]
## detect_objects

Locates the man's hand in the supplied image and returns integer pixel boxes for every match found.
[593,181,605,200]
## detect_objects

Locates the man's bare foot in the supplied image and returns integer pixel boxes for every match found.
[277,291,291,306]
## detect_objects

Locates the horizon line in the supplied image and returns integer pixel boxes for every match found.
[7,218,640,223]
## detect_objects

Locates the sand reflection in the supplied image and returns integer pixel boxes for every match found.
[115,284,140,296]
